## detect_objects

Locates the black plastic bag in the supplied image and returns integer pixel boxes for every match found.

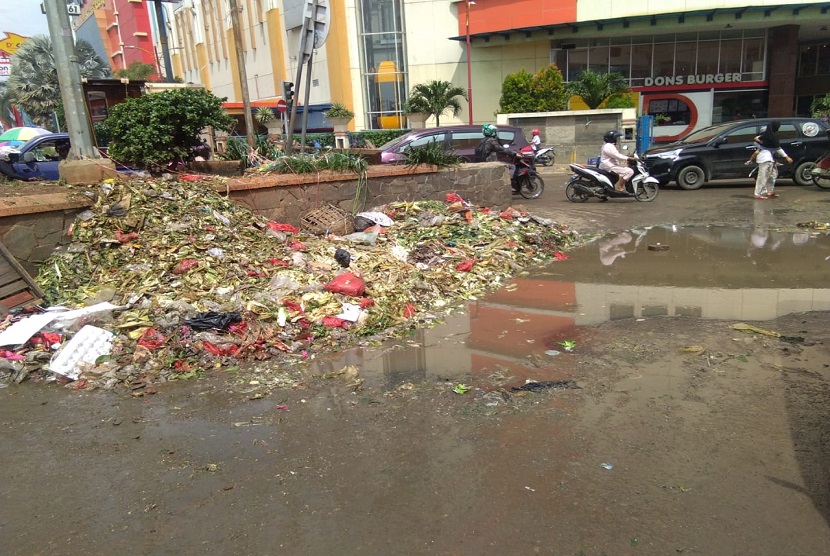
[184,311,242,331]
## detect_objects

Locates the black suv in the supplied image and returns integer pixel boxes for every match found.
[644,118,830,189]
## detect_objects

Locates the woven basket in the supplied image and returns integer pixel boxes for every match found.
[301,204,355,236]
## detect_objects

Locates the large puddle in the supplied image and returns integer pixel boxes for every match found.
[310,226,830,389]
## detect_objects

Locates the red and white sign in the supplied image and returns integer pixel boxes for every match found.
[276,99,287,114]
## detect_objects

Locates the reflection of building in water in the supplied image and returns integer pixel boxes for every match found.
[312,227,830,389]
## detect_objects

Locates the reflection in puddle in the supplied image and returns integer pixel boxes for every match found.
[310,226,830,390]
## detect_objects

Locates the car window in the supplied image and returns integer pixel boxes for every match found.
[449,131,482,150]
[32,141,62,162]
[406,133,446,149]
[678,122,737,144]
[759,123,798,140]
[723,126,759,144]
[497,131,516,145]
[379,132,416,150]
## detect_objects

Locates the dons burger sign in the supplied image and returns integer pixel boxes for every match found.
[644,73,742,87]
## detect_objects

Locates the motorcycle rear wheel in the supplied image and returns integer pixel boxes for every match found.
[813,174,830,189]
[538,154,554,167]
[565,181,590,203]
[520,175,544,199]
[635,182,659,202]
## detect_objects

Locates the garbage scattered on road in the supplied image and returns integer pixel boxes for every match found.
[453,383,471,394]
[544,350,561,356]
[511,380,580,392]
[600,463,614,470]
[0,176,578,391]
[678,345,706,355]
[731,323,780,337]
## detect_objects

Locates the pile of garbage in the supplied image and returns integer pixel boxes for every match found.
[0,175,578,391]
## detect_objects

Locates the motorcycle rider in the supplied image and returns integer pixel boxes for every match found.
[476,124,510,162]
[600,130,635,192]
[530,129,541,152]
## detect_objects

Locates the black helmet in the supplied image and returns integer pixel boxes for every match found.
[603,130,622,143]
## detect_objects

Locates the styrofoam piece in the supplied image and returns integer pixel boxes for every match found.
[50,325,114,380]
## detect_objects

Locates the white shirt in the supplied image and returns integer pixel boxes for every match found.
[600,143,627,169]
[756,147,787,164]
[531,135,541,150]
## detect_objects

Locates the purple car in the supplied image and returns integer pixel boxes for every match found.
[378,124,529,164]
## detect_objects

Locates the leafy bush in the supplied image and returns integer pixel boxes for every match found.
[567,70,631,109]
[257,152,368,176]
[114,61,157,81]
[93,120,113,148]
[106,88,235,168]
[602,93,637,109]
[499,65,569,114]
[218,136,283,167]
[811,94,830,117]
[324,102,354,119]
[403,140,461,168]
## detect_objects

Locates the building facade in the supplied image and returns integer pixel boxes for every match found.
[111,0,829,138]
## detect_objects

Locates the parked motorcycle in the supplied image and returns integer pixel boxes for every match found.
[811,151,830,189]
[511,145,544,199]
[565,150,659,203]
[534,146,555,167]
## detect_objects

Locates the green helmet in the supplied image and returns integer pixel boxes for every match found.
[482,124,498,137]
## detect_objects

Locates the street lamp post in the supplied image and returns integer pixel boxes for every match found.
[465,0,475,125]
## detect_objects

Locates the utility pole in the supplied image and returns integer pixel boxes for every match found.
[43,0,98,159]
[229,0,256,149]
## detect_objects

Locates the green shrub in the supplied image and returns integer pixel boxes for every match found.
[499,65,569,114]
[93,120,113,148]
[404,140,461,168]
[106,87,235,168]
[218,136,283,167]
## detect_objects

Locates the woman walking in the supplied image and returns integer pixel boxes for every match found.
[753,121,792,200]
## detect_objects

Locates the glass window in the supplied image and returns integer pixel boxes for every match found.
[646,97,691,125]
[799,45,818,76]
[450,131,482,151]
[630,43,652,79]
[723,125,760,144]
[719,39,742,74]
[742,38,765,79]
[712,90,768,123]
[567,49,587,81]
[406,132,446,149]
[818,44,830,76]
[609,44,630,77]
[674,42,695,76]
[588,44,609,73]
[768,123,798,141]
[358,0,407,129]
[652,41,674,76]
[496,130,517,145]
[696,41,719,74]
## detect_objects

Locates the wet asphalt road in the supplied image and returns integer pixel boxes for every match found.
[530,166,830,234]
[4,169,830,555]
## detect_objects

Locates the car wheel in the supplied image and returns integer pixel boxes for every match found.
[793,160,816,187]
[565,181,590,203]
[676,165,705,190]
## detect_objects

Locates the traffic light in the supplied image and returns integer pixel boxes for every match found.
[282,81,295,107]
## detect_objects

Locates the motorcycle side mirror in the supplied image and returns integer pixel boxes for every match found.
[22,152,35,163]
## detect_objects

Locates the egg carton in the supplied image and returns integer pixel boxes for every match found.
[50,325,114,380]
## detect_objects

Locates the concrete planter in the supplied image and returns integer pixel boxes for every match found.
[188,160,244,176]
[405,112,429,129]
[328,116,353,133]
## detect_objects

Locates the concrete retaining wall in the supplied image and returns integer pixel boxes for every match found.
[225,163,512,224]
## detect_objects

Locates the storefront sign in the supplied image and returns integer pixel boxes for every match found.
[644,73,742,87]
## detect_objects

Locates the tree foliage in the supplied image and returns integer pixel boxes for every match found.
[115,61,157,81]
[566,70,631,110]
[106,88,235,167]
[811,94,830,117]
[408,80,467,126]
[6,35,110,126]
[499,65,568,113]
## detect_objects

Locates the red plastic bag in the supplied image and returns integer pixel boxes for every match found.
[446,193,464,203]
[268,258,289,266]
[402,303,416,318]
[288,240,307,251]
[116,230,139,243]
[202,341,239,356]
[324,272,366,297]
[322,316,349,329]
[359,298,375,309]
[283,300,304,313]
[179,174,206,181]
[554,251,569,261]
[172,259,199,275]
[455,259,474,272]
[267,222,299,234]
[29,332,63,347]
[137,328,165,350]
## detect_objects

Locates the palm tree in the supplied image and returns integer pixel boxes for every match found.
[0,81,14,129]
[408,80,467,126]
[6,35,110,126]
[566,70,630,110]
